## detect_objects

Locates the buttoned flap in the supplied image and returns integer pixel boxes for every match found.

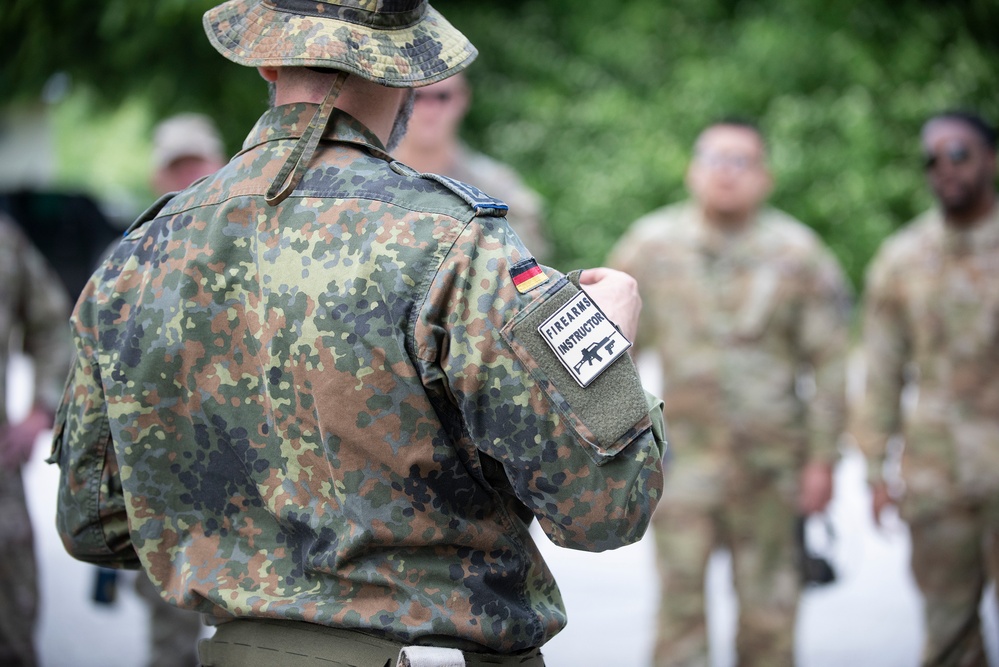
[500,277,652,465]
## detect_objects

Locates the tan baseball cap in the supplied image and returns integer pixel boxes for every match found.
[152,113,225,170]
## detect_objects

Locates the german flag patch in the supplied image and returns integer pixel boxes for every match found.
[510,258,548,294]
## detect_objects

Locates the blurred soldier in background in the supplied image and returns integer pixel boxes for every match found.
[610,120,850,666]
[0,213,70,666]
[133,111,228,667]
[150,113,228,197]
[393,71,551,262]
[855,110,999,667]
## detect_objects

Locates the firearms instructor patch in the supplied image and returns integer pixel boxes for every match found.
[538,289,632,387]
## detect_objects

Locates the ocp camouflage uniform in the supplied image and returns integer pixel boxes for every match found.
[855,205,999,667]
[0,214,71,667]
[609,201,850,667]
[441,144,550,263]
[50,103,667,659]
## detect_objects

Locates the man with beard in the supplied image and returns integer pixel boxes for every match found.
[855,110,999,666]
[50,2,668,666]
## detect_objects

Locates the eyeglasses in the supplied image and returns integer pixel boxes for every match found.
[694,151,762,172]
[923,144,971,171]
[414,90,456,104]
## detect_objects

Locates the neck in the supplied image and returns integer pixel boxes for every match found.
[700,206,756,233]
[269,68,405,147]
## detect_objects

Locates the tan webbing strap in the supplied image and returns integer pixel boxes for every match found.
[264,71,349,207]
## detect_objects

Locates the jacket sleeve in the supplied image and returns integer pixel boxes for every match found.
[48,288,139,569]
[853,249,909,484]
[796,248,851,464]
[414,216,666,552]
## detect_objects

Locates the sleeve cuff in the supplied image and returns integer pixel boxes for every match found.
[644,390,668,459]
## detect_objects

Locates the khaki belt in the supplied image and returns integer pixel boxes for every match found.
[198,618,546,667]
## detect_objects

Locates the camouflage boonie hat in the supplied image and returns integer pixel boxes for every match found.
[204,0,477,87]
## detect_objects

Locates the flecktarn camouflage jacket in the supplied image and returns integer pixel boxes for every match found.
[51,104,666,653]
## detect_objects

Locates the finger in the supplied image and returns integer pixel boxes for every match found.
[578,267,611,284]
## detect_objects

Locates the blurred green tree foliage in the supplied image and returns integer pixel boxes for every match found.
[433,0,999,285]
[3,0,263,150]
[4,0,997,286]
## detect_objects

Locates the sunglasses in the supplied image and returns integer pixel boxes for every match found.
[923,144,971,171]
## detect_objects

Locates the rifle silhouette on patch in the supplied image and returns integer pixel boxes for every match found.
[573,336,616,374]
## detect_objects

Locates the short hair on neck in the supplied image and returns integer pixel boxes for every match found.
[924,110,997,151]
[287,67,346,97]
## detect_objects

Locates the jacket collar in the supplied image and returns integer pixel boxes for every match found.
[241,103,389,158]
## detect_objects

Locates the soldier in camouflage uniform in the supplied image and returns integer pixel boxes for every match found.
[394,72,551,262]
[609,120,850,667]
[0,213,71,667]
[49,2,668,666]
[855,111,999,667]
[149,112,228,197]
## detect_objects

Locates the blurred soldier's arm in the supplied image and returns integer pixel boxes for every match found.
[796,249,851,515]
[853,250,908,524]
[605,224,657,357]
[0,221,71,469]
[418,218,667,551]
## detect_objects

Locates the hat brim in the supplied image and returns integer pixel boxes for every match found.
[204,0,477,87]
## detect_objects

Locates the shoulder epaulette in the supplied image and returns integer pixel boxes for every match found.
[420,172,509,217]
[389,161,509,217]
[125,192,177,235]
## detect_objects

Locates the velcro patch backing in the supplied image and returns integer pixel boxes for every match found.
[501,274,650,462]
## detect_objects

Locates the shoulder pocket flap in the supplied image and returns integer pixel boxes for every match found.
[501,278,651,465]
